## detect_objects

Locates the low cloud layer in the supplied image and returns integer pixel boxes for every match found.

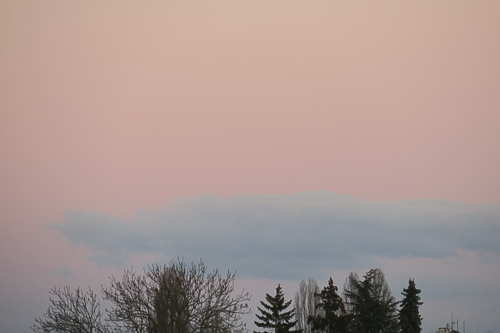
[51,191,500,280]
[48,191,500,333]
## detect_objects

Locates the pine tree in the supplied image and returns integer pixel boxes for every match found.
[308,278,353,333]
[399,279,423,333]
[255,284,300,333]
[343,269,398,333]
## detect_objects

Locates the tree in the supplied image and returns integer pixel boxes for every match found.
[147,260,251,333]
[343,269,398,333]
[34,259,251,333]
[398,279,422,333]
[294,278,321,333]
[102,259,251,333]
[31,285,108,333]
[307,278,352,333]
[101,269,152,333]
[342,272,359,316]
[150,265,189,333]
[255,284,300,333]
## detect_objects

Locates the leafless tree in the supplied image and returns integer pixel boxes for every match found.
[370,268,393,303]
[342,272,359,314]
[33,259,250,333]
[294,278,321,333]
[31,285,108,333]
[102,269,153,333]
[102,259,251,333]
[146,259,251,333]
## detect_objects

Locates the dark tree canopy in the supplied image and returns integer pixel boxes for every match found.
[255,284,300,333]
[343,269,398,333]
[307,278,352,333]
[147,260,251,333]
[399,279,423,333]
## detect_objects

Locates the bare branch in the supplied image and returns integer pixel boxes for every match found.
[31,286,108,333]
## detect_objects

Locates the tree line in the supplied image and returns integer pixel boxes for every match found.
[32,259,422,333]
[288,268,422,333]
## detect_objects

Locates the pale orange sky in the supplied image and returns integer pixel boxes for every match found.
[2,1,499,215]
[1,1,500,333]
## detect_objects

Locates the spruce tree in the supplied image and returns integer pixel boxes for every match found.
[308,278,353,333]
[255,284,300,333]
[399,279,423,333]
[344,269,398,333]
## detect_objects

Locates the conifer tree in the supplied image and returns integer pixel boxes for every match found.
[399,279,423,333]
[255,284,300,333]
[308,278,353,333]
[343,269,398,333]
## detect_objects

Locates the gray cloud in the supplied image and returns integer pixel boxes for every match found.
[56,266,71,276]
[49,191,500,280]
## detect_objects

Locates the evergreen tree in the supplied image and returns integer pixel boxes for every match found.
[343,269,398,333]
[308,278,353,333]
[255,284,300,333]
[399,279,422,333]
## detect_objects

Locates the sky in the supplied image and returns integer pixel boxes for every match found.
[1,1,500,333]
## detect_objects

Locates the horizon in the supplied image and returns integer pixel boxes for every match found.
[1,2,499,333]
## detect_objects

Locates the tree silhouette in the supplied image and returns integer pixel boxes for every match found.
[399,279,422,333]
[33,259,251,333]
[308,278,352,333]
[343,269,398,333]
[255,284,300,333]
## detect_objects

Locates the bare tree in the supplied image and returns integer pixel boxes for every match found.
[33,259,250,333]
[102,259,252,333]
[31,285,108,333]
[342,272,359,314]
[102,269,153,333]
[146,259,251,333]
[294,278,321,333]
[370,268,393,304]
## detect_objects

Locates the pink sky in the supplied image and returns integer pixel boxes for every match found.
[1,1,500,333]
